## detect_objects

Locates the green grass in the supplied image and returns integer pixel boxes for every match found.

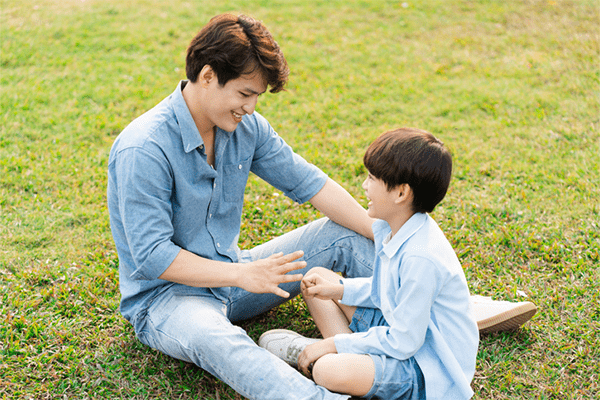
[1,0,599,398]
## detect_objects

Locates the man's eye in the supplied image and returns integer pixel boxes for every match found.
[240,92,250,97]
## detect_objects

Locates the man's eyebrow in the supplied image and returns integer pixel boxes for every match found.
[243,87,267,95]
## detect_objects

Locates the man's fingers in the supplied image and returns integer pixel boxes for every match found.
[274,287,290,298]
[282,273,304,283]
[275,250,304,263]
[280,260,307,274]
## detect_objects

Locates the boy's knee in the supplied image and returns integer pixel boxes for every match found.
[307,266,329,276]
[312,354,340,388]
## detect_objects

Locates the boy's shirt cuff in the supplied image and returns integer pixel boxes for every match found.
[340,277,375,308]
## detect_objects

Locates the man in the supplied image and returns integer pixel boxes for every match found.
[107,13,536,399]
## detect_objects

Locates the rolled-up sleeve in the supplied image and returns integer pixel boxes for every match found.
[112,146,181,280]
[249,114,327,204]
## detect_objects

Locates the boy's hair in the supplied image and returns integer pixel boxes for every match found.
[186,13,289,93]
[363,128,452,214]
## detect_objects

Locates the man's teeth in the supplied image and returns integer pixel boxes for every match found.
[233,112,242,118]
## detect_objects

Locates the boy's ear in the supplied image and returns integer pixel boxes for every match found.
[394,184,413,204]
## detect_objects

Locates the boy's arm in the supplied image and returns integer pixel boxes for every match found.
[309,178,375,241]
[334,257,440,359]
[339,277,377,308]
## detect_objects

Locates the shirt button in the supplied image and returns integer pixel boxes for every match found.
[200,145,204,150]
[238,164,242,169]
[209,214,212,218]
[213,182,216,189]
[216,243,220,248]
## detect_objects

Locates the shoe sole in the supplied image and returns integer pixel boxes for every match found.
[478,302,537,333]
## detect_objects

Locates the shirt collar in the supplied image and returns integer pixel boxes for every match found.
[373,213,428,258]
[171,80,203,154]
[171,80,235,154]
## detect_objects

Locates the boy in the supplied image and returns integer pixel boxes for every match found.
[259,128,479,399]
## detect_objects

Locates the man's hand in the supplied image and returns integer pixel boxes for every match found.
[297,337,338,377]
[301,272,344,301]
[238,251,306,298]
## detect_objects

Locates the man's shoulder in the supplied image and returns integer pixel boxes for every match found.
[235,110,271,136]
[112,97,177,154]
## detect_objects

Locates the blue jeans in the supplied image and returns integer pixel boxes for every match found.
[135,218,375,400]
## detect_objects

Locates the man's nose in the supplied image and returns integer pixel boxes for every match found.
[242,97,258,115]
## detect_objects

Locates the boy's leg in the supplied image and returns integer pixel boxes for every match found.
[138,286,349,400]
[301,267,356,338]
[312,353,375,397]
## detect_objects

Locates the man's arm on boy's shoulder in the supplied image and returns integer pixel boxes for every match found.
[309,178,375,241]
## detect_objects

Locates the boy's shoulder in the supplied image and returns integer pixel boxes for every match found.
[378,214,460,273]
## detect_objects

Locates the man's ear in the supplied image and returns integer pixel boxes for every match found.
[394,184,413,204]
[198,65,215,87]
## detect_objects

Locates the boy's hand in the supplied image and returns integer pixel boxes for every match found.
[298,338,338,377]
[301,273,344,301]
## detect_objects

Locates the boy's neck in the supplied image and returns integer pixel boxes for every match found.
[386,208,417,237]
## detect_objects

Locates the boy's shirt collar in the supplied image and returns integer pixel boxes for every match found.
[373,213,428,258]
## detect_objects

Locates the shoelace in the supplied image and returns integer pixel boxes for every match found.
[286,340,305,363]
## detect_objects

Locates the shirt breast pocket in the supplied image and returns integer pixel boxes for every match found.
[222,158,252,203]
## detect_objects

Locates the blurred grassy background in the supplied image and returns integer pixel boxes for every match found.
[1,0,598,398]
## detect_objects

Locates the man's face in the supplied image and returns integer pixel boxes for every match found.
[204,71,268,132]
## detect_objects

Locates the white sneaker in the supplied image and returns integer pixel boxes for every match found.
[471,295,537,333]
[258,329,320,367]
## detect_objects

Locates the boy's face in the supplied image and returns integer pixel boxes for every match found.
[202,70,268,132]
[362,173,400,222]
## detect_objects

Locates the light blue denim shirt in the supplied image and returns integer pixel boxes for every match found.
[335,214,479,400]
[107,81,328,325]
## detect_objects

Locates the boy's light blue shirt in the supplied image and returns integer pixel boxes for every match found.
[107,81,327,326]
[335,214,479,400]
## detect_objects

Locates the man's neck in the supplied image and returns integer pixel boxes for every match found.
[182,80,216,166]
[181,80,216,141]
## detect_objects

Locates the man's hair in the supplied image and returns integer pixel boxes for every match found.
[363,128,452,213]
[186,13,289,93]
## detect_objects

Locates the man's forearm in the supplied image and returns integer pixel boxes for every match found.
[309,178,375,241]
[159,248,306,298]
[159,248,243,288]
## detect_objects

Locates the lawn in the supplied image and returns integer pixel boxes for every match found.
[1,0,599,398]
